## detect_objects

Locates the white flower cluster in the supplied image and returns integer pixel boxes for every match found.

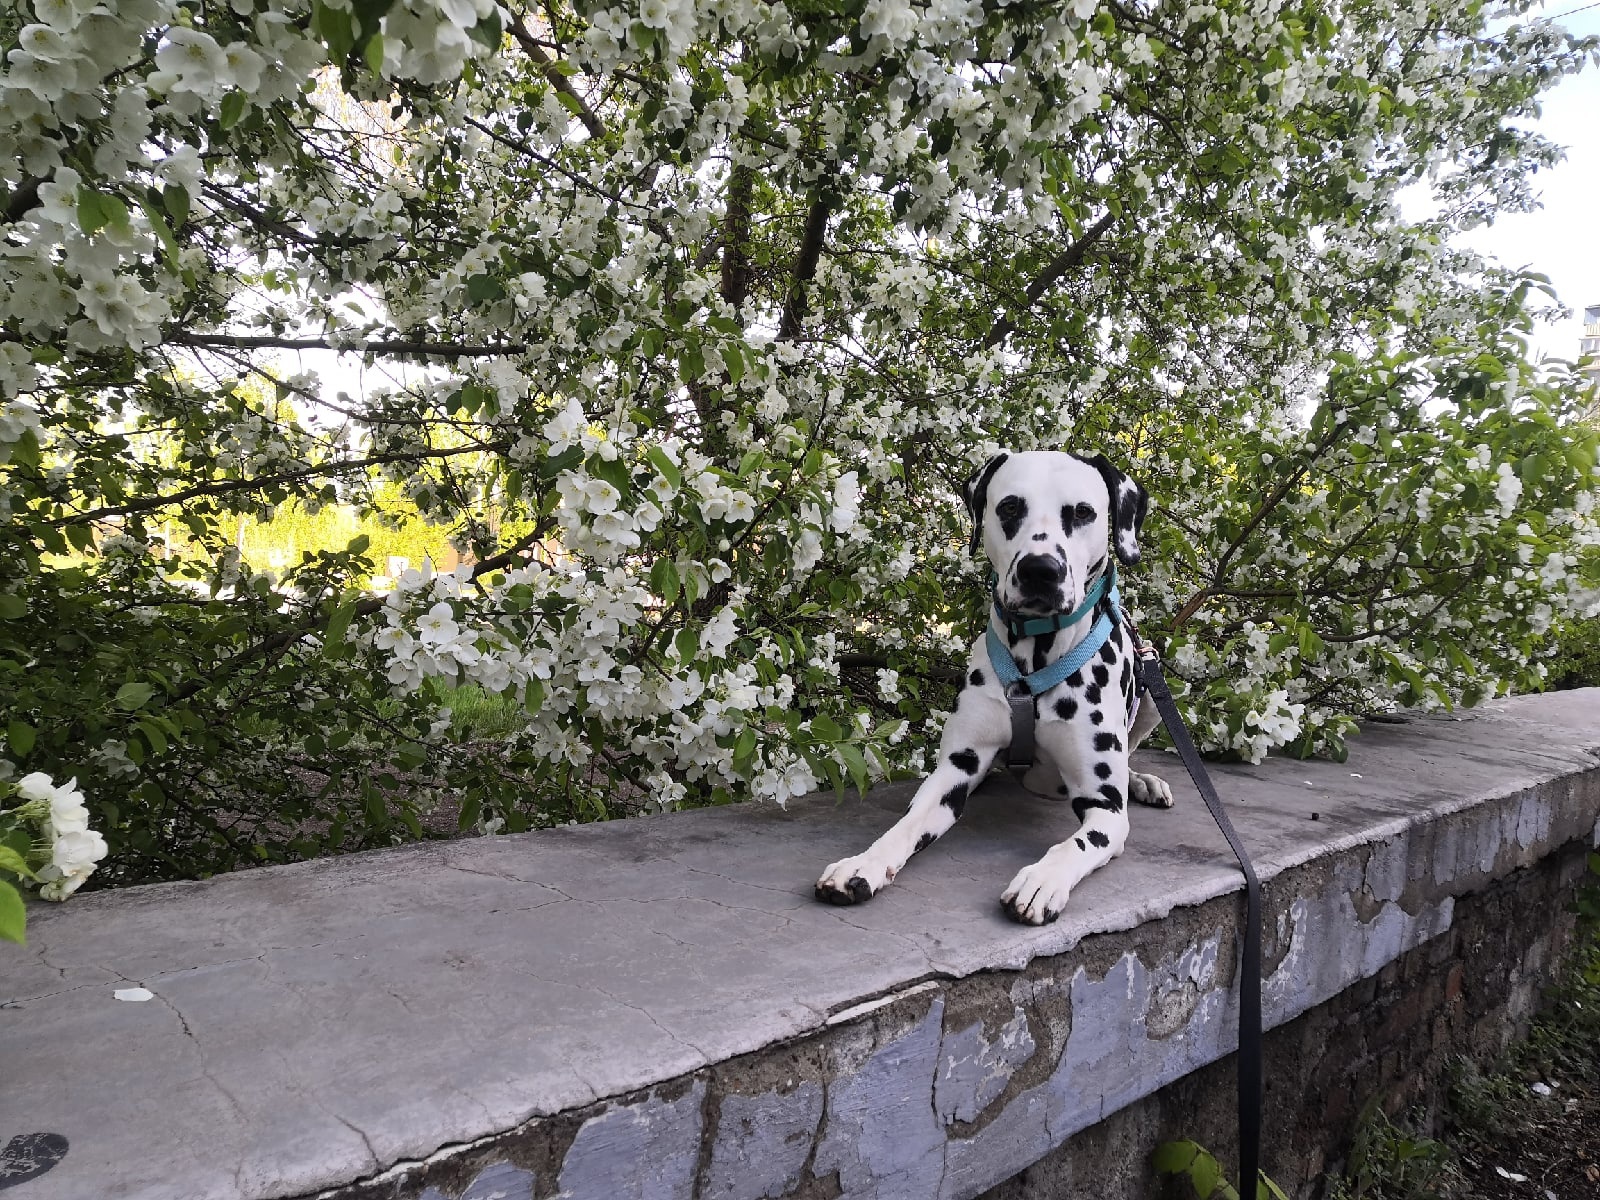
[7,772,108,899]
[375,564,553,694]
[375,0,499,85]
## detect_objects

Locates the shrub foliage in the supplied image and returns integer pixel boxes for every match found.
[1,0,1597,883]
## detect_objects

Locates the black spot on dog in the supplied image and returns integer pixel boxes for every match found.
[1084,683,1102,704]
[1094,732,1122,752]
[1098,640,1117,664]
[970,668,985,687]
[949,749,980,774]
[1066,669,1083,687]
[1014,656,1027,673]
[997,495,1028,540]
[1094,761,1112,779]
[1071,792,1124,820]
[1120,659,1133,689]
[1057,784,1069,795]
[1007,628,1023,648]
[914,831,935,853]
[1032,630,1056,672]
[1074,836,1086,850]
[1092,663,1110,686]
[1062,502,1097,532]
[1088,555,1107,579]
[1099,784,1123,807]
[1090,709,1104,725]
[1055,697,1078,720]
[1086,829,1110,848]
[940,782,970,818]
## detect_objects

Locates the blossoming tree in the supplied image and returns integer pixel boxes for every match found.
[1,0,1597,886]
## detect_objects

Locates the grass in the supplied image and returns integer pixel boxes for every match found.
[440,684,527,740]
[1328,852,1600,1200]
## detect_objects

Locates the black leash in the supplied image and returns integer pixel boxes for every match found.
[1134,642,1263,1200]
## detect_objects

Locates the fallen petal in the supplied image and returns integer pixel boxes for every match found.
[113,987,153,1002]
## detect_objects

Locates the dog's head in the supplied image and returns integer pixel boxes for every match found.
[963,450,1148,617]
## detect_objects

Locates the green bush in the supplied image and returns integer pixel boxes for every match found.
[1544,616,1600,691]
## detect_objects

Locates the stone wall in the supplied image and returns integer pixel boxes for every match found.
[985,839,1594,1200]
[3,692,1597,1200]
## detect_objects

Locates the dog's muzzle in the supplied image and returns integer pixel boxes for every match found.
[1013,554,1069,609]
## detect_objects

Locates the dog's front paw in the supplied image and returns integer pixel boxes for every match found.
[1000,859,1073,925]
[815,855,892,906]
[1130,771,1174,808]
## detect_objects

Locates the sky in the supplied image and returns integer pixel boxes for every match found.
[1456,1,1600,363]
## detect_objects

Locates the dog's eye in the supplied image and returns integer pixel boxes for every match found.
[1074,503,1096,522]
[995,497,1022,521]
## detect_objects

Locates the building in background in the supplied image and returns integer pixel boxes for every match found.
[1583,304,1600,385]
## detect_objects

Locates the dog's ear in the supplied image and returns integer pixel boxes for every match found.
[1085,454,1149,566]
[962,452,1009,557]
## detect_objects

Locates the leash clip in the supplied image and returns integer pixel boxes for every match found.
[1123,612,1160,662]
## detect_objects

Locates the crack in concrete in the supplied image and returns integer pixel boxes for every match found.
[495,959,705,1094]
[329,1112,379,1173]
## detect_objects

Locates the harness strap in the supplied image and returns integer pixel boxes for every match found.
[986,590,1121,697]
[1133,648,1262,1200]
[988,586,1121,772]
[992,564,1116,639]
[1006,693,1036,768]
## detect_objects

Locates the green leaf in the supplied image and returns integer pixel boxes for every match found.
[135,718,168,756]
[312,0,356,60]
[466,9,502,48]
[645,446,682,491]
[675,627,699,662]
[219,90,248,130]
[732,726,757,771]
[0,845,36,880]
[466,273,505,303]
[363,31,385,74]
[162,182,191,225]
[650,557,681,606]
[837,742,870,795]
[810,713,843,743]
[324,600,359,652]
[0,880,25,945]
[6,720,35,757]
[77,187,130,237]
[523,678,545,714]
[115,682,157,710]
[136,195,185,275]
[0,594,26,619]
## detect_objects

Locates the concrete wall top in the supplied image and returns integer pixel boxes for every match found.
[2,691,1598,1200]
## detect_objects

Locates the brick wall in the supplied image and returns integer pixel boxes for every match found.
[983,839,1593,1200]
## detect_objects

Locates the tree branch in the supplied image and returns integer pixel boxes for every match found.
[52,441,512,527]
[4,175,44,224]
[777,189,836,342]
[505,8,606,140]
[166,525,552,705]
[168,332,527,358]
[980,210,1116,350]
[720,163,755,309]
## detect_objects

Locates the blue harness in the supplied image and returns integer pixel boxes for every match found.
[986,570,1122,767]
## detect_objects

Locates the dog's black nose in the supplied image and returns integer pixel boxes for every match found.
[1016,554,1065,592]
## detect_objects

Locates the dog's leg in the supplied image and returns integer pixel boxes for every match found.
[1126,697,1173,808]
[1001,718,1131,925]
[815,694,1006,905]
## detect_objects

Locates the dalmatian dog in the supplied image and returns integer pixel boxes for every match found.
[814,450,1173,925]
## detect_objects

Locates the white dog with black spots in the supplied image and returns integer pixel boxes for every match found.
[815,450,1173,925]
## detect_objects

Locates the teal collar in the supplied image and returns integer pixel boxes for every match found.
[991,563,1117,640]
[987,584,1122,697]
